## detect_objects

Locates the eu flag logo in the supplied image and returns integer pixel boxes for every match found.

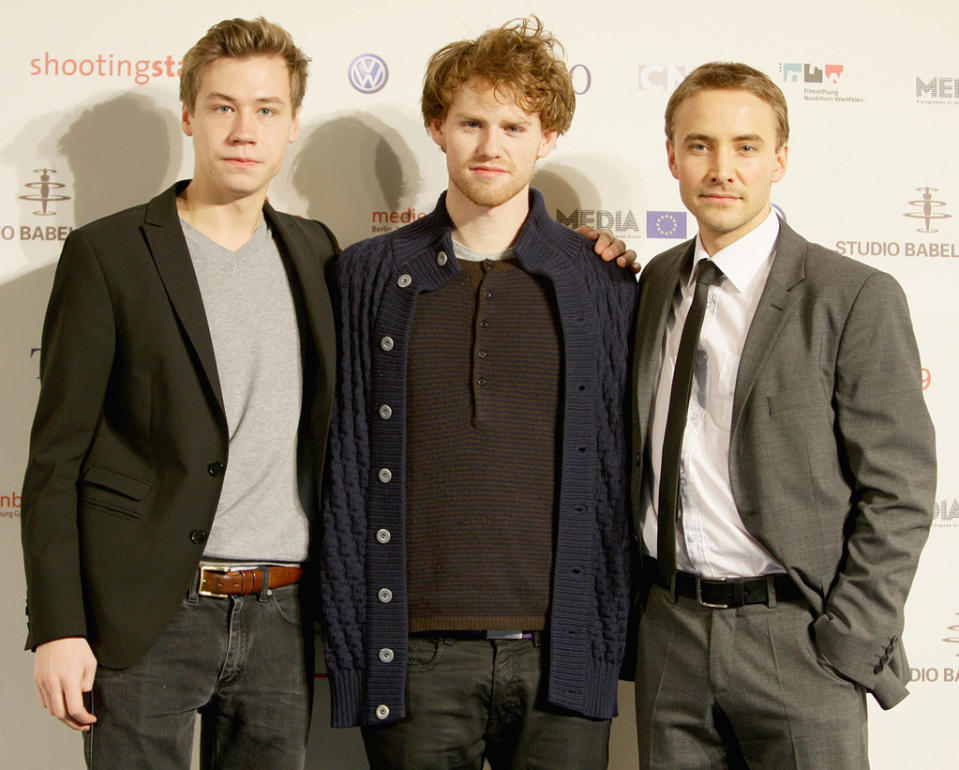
[646,211,687,239]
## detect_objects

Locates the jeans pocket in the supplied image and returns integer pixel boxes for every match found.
[269,586,302,626]
[406,636,444,668]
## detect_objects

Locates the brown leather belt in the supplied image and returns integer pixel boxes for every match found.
[198,565,302,598]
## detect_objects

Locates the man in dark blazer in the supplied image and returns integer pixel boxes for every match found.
[20,18,337,768]
[631,62,936,768]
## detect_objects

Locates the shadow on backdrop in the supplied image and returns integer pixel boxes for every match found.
[292,111,422,249]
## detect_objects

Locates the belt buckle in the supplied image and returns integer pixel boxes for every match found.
[198,564,237,598]
[695,575,730,609]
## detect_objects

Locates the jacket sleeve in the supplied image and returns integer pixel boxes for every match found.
[319,250,373,728]
[21,229,116,650]
[811,271,936,708]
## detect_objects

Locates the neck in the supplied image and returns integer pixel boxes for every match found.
[445,183,531,254]
[176,180,267,251]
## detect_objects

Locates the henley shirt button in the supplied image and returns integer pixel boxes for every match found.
[376,528,391,544]
[380,336,394,351]
[397,274,412,288]
[436,251,448,266]
[378,588,393,603]
[189,529,208,545]
[480,320,489,328]
[379,404,393,420]
[477,350,487,359]
[483,260,494,272]
[483,290,492,298]
[375,705,390,720]
[477,377,487,386]
[378,468,392,483]
[378,647,395,663]
[207,461,225,477]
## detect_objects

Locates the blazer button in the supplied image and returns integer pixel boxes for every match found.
[207,462,225,477]
[873,663,883,674]
[190,529,208,545]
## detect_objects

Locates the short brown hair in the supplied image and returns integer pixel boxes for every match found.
[421,16,575,134]
[180,17,310,112]
[665,62,789,149]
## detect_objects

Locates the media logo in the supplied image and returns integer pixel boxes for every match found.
[904,187,951,233]
[916,75,959,105]
[18,168,70,216]
[555,207,641,238]
[349,54,389,94]
[30,52,182,86]
[933,498,959,527]
[371,207,428,234]
[646,211,687,239]
[779,62,862,104]
[569,64,591,95]
[0,490,21,520]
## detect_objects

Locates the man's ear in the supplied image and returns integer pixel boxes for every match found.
[181,103,194,137]
[666,139,679,180]
[772,142,788,183]
[429,117,446,152]
[537,129,558,160]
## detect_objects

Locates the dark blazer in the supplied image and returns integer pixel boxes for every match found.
[630,221,936,709]
[20,182,338,669]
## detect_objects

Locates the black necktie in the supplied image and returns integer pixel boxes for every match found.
[657,259,724,585]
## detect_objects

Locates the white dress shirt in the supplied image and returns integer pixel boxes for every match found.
[641,210,786,578]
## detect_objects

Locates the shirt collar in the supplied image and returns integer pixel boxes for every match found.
[690,209,781,293]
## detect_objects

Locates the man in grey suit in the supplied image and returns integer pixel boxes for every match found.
[630,61,936,768]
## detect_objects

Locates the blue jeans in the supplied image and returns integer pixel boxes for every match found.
[83,581,313,769]
[362,634,611,770]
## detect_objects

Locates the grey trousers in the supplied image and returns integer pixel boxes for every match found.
[635,584,868,770]
[83,583,313,770]
[362,635,611,770]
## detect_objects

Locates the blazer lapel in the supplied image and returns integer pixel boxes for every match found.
[141,184,226,421]
[731,222,807,434]
[264,204,336,374]
[633,243,691,443]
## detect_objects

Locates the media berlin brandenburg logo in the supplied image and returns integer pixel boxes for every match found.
[18,168,70,216]
[904,187,951,233]
[349,54,389,94]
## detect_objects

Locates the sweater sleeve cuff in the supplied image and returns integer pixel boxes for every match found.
[327,669,364,728]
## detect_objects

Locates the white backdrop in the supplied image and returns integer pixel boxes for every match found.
[2,1,957,767]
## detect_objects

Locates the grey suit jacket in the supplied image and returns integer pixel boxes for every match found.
[630,221,936,708]
[21,182,338,668]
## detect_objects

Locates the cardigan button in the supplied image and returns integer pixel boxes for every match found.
[376,528,391,544]
[397,274,412,288]
[375,704,390,720]
[378,468,392,483]
[379,404,393,420]
[436,251,448,266]
[380,336,394,351]
[377,588,393,603]
[378,647,395,663]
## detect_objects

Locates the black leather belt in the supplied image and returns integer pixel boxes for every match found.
[646,557,802,608]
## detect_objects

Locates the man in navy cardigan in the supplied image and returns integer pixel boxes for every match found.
[319,17,638,769]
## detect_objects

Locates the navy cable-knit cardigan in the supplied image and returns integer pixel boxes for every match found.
[320,189,639,727]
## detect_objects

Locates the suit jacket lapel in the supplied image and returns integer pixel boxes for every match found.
[141,183,226,421]
[731,222,807,433]
[633,242,692,444]
[264,204,336,376]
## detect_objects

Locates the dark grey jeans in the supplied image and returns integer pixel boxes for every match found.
[362,635,611,770]
[83,582,313,769]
